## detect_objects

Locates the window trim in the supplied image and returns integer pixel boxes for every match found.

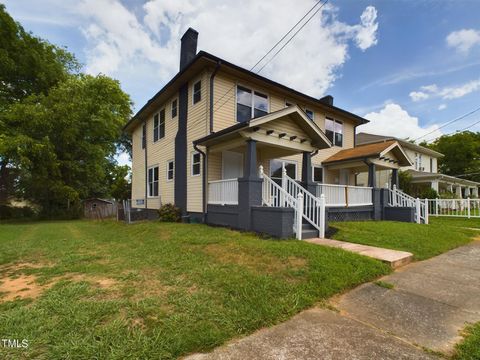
[153,109,166,142]
[147,165,159,198]
[171,98,178,118]
[192,80,202,105]
[166,160,174,181]
[325,117,343,147]
[269,159,298,180]
[305,108,315,121]
[191,151,201,177]
[235,83,270,123]
[312,165,323,183]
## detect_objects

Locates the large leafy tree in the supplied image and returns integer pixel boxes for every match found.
[0,5,132,216]
[424,131,480,182]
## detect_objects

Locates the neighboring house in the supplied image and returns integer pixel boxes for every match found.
[124,28,417,238]
[356,133,480,198]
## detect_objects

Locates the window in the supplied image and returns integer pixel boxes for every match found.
[430,158,433,173]
[270,159,297,179]
[312,166,323,183]
[415,153,423,171]
[305,108,314,121]
[325,118,343,147]
[285,100,294,107]
[148,166,159,197]
[136,199,145,206]
[171,99,177,118]
[191,152,201,176]
[193,81,201,104]
[167,160,174,181]
[142,123,146,149]
[236,85,268,122]
[153,109,165,142]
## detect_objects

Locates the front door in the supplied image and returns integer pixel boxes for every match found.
[222,151,243,179]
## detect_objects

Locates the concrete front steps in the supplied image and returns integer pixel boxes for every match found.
[301,223,319,239]
[306,238,413,269]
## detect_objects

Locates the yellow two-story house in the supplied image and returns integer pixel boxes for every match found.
[124,28,414,238]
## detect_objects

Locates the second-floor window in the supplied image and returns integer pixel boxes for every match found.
[148,166,159,197]
[430,158,433,173]
[153,109,165,142]
[415,153,423,171]
[305,109,314,121]
[167,160,174,180]
[325,118,343,147]
[193,80,201,104]
[236,85,268,123]
[171,99,177,118]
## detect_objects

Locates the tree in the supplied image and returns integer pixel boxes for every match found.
[425,132,480,182]
[1,74,132,216]
[108,164,131,201]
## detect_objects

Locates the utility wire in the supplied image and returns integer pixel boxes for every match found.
[413,105,480,142]
[424,117,480,143]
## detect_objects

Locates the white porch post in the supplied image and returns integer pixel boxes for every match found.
[456,185,463,198]
[473,187,479,198]
[465,187,471,197]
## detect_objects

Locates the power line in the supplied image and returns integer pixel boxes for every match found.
[424,117,480,143]
[413,105,480,142]
[211,0,329,115]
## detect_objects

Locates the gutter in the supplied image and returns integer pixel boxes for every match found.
[209,60,221,133]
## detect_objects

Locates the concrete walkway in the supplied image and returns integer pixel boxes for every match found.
[186,241,480,359]
[306,238,413,268]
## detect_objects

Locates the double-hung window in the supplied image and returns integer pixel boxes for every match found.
[153,109,165,142]
[171,99,177,118]
[148,166,159,197]
[236,85,268,123]
[192,152,201,176]
[325,118,343,147]
[193,81,201,104]
[167,160,174,181]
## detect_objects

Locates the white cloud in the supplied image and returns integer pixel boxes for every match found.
[438,104,447,110]
[447,29,480,54]
[74,0,378,98]
[360,103,442,141]
[409,78,480,102]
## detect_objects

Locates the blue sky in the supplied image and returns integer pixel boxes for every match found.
[3,0,480,164]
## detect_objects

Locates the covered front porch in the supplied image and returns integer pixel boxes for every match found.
[406,170,480,198]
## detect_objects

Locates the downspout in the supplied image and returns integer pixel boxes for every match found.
[194,143,207,222]
[144,120,148,209]
[209,60,222,133]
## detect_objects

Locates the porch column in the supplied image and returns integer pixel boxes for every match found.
[391,169,399,189]
[465,187,471,197]
[301,152,316,194]
[368,163,376,188]
[473,187,479,197]
[238,139,262,231]
[456,185,462,198]
[431,180,439,193]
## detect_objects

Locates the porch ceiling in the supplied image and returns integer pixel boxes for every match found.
[193,106,332,154]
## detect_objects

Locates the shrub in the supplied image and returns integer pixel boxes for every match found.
[158,203,181,222]
[419,187,438,199]
[0,205,36,219]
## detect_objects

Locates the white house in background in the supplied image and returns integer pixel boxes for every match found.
[356,132,480,198]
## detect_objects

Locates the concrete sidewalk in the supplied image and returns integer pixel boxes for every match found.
[186,241,480,359]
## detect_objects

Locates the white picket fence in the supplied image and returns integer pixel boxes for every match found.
[314,183,373,207]
[387,185,429,224]
[260,166,326,240]
[207,178,239,205]
[428,198,480,218]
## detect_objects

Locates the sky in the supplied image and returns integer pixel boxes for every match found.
[3,0,480,166]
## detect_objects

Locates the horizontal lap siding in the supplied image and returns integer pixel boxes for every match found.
[187,71,209,213]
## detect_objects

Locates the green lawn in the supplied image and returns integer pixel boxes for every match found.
[455,322,480,360]
[330,218,478,260]
[0,220,389,359]
[429,216,480,229]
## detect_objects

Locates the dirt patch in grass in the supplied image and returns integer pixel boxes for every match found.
[0,274,47,301]
[203,243,307,273]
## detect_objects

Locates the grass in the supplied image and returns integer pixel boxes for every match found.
[374,280,395,289]
[0,220,390,359]
[330,218,478,260]
[454,322,480,360]
[429,216,480,229]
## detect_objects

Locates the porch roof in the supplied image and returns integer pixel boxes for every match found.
[322,140,413,168]
[407,170,480,187]
[193,106,332,153]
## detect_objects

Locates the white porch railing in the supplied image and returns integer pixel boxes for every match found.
[427,198,480,218]
[208,178,239,205]
[387,185,429,224]
[259,166,326,240]
[314,183,373,207]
